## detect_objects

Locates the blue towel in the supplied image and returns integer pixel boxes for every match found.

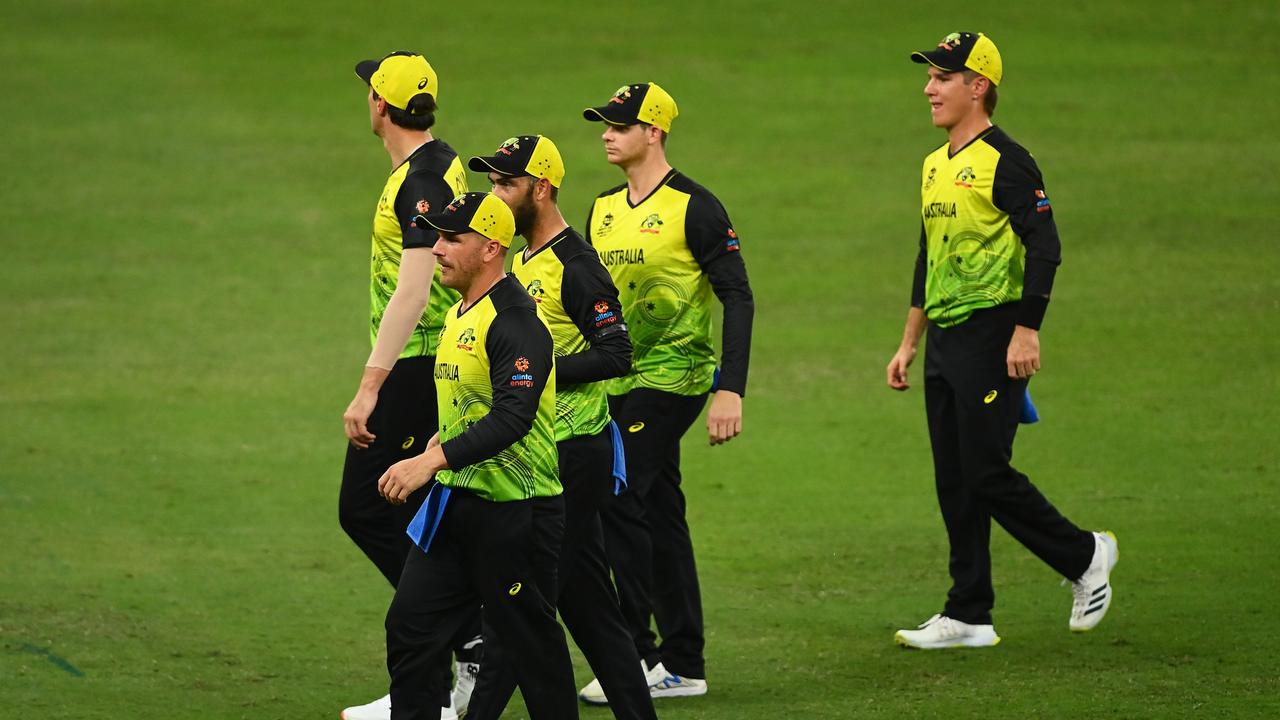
[608,420,628,496]
[1020,387,1040,424]
[405,481,452,554]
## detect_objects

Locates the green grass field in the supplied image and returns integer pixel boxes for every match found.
[3,1,1279,718]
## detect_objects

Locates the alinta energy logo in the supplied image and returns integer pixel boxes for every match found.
[456,327,476,351]
[954,166,977,188]
[510,357,534,388]
[640,213,664,234]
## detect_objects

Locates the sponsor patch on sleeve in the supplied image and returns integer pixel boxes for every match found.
[1034,189,1051,213]
[593,299,618,328]
[726,228,740,251]
[510,357,535,387]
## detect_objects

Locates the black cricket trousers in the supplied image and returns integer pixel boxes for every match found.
[337,355,480,684]
[385,490,578,720]
[602,388,709,679]
[465,428,658,720]
[923,302,1095,625]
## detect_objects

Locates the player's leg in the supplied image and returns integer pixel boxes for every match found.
[558,431,659,719]
[614,386,706,681]
[600,392,662,670]
[464,494,578,720]
[339,355,436,586]
[894,324,1000,649]
[384,516,477,720]
[947,306,1094,580]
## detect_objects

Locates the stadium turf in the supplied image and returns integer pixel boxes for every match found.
[2,1,1277,718]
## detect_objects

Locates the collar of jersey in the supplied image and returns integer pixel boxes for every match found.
[946,126,996,160]
[626,168,679,209]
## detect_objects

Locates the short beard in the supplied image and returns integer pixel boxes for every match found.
[512,185,538,238]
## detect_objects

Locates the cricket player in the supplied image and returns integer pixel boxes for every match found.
[578,82,755,702]
[461,135,658,720]
[379,191,578,720]
[885,31,1118,649]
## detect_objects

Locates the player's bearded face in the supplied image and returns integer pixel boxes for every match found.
[510,181,538,237]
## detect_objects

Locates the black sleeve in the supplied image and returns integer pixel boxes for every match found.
[395,172,455,250]
[686,191,754,396]
[992,148,1061,330]
[911,223,926,308]
[440,309,554,470]
[556,254,632,385]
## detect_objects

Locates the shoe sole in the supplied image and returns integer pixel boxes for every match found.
[1071,530,1119,633]
[894,632,1001,649]
[651,685,707,699]
[578,694,609,707]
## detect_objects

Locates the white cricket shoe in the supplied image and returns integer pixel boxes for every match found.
[647,666,707,699]
[451,659,479,716]
[339,693,458,720]
[578,659,670,705]
[1070,530,1119,632]
[894,614,1001,649]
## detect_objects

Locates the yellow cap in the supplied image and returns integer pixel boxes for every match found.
[583,82,680,133]
[468,135,566,188]
[421,192,516,248]
[911,32,1003,86]
[355,52,439,110]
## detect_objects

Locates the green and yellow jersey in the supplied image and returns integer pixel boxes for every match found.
[511,227,631,443]
[913,126,1062,329]
[587,170,753,397]
[435,275,560,502]
[369,139,468,356]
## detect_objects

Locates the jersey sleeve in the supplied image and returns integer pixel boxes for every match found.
[911,223,926,308]
[440,308,554,469]
[395,172,455,250]
[686,190,754,396]
[556,252,632,385]
[992,147,1061,329]
[584,201,596,246]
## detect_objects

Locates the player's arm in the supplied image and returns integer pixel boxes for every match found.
[887,225,928,391]
[687,191,754,445]
[555,252,631,384]
[993,148,1063,379]
[344,174,450,448]
[439,308,555,469]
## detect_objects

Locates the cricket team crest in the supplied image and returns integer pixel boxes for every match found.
[526,279,547,301]
[456,327,476,351]
[639,213,664,234]
[497,137,521,155]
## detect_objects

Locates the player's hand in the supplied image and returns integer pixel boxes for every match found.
[378,455,434,505]
[886,345,917,390]
[1007,325,1041,379]
[344,387,378,449]
[707,390,743,446]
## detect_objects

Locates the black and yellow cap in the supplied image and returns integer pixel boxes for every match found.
[420,192,516,248]
[911,32,1003,86]
[468,135,566,189]
[354,51,440,111]
[583,82,678,133]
